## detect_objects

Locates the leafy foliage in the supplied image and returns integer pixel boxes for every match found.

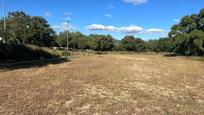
[0,11,56,47]
[0,11,58,61]
[55,33,115,51]
[121,35,146,52]
[54,8,204,56]
[0,42,59,61]
[90,34,114,51]
[1,9,204,60]
[169,8,204,56]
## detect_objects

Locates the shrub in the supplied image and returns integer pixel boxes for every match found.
[0,43,60,61]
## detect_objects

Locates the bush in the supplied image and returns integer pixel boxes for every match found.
[0,43,60,61]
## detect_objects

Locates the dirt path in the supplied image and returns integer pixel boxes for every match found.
[0,53,204,114]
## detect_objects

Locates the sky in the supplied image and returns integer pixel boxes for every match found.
[0,0,204,40]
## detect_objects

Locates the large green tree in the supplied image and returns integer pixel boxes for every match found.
[0,11,56,47]
[28,16,56,46]
[90,34,115,51]
[169,8,204,56]
[121,35,146,52]
[5,11,31,44]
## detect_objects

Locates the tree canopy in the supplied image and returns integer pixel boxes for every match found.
[169,8,204,56]
[1,9,204,56]
[0,11,56,47]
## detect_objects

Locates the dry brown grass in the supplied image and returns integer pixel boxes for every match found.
[0,52,204,114]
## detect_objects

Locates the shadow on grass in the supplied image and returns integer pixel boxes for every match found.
[95,51,108,55]
[0,43,71,71]
[0,58,69,72]
[163,53,179,57]
[163,53,204,62]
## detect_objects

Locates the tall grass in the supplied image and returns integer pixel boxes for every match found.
[0,43,61,62]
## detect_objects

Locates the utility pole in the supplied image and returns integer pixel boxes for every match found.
[66,21,70,53]
[3,0,6,43]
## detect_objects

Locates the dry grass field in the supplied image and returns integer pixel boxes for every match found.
[0,52,204,115]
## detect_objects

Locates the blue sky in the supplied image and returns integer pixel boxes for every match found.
[0,0,204,40]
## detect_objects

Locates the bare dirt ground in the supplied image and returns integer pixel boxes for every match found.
[0,52,204,115]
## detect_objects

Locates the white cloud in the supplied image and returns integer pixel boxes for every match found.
[123,0,148,5]
[119,25,144,33]
[145,28,164,33]
[86,24,165,34]
[86,24,106,30]
[86,24,143,34]
[52,22,76,32]
[44,12,54,17]
[174,19,180,23]
[105,14,112,18]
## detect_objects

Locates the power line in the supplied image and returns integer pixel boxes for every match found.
[3,0,6,43]
[66,21,70,53]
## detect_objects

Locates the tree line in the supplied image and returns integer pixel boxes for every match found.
[0,9,204,56]
[0,11,56,46]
